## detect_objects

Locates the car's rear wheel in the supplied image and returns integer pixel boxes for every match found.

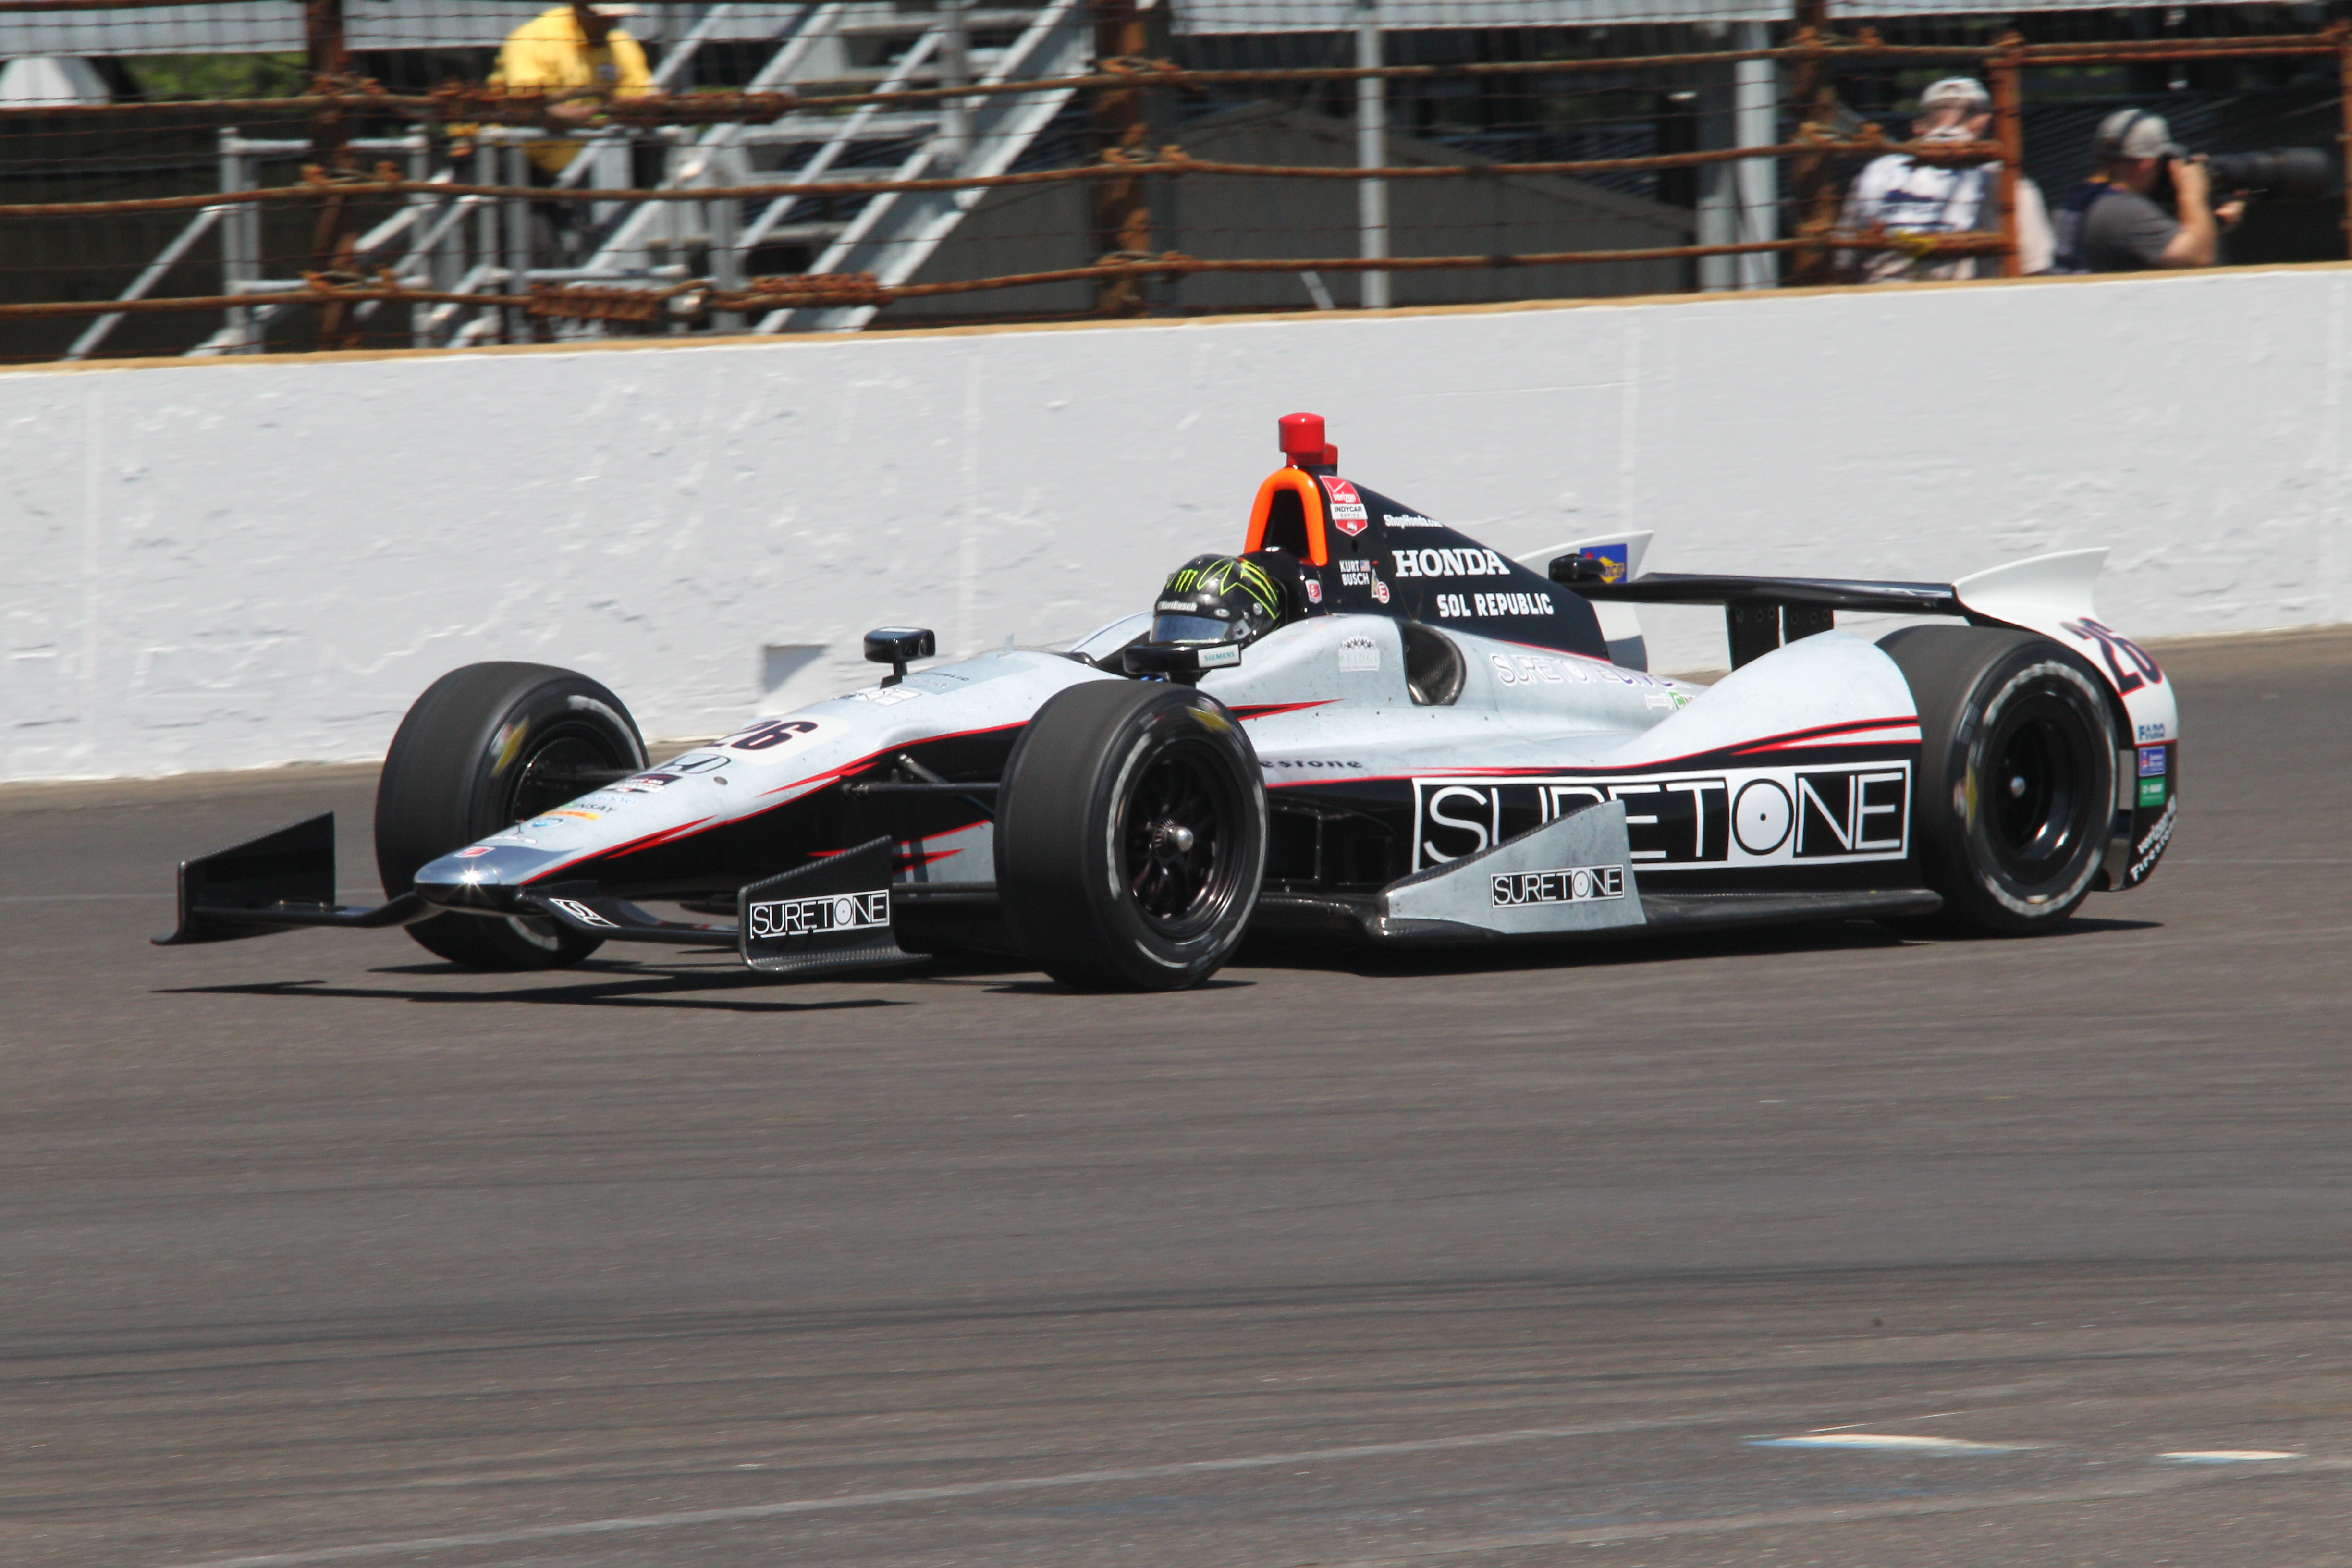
[1878,626,2117,934]
[375,662,646,969]
[996,681,1266,991]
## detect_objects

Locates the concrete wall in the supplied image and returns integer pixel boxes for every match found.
[4,264,2348,781]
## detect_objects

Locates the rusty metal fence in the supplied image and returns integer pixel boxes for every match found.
[2,1,2348,361]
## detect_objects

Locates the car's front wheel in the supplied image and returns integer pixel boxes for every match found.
[375,662,647,969]
[996,681,1266,991]
[1878,626,2117,934]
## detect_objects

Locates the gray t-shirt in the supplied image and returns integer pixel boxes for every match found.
[2081,188,2178,271]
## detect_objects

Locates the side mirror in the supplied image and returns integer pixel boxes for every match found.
[1122,641,1242,683]
[1547,554,1609,585]
[863,626,936,687]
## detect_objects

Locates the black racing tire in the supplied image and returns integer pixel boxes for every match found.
[997,681,1267,991]
[375,662,647,969]
[1878,626,2118,935]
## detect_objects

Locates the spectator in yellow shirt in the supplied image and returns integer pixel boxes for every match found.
[490,1,656,176]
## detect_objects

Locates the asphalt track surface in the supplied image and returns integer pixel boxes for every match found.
[4,630,2350,1568]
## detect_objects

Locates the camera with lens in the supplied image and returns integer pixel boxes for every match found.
[2154,146,2335,206]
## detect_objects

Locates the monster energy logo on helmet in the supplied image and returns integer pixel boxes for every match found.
[1152,553,1290,648]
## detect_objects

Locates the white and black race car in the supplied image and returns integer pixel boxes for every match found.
[160,412,2180,991]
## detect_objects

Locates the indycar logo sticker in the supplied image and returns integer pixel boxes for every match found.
[1318,476,1369,535]
[746,888,890,939]
[1492,864,1626,907]
[1412,764,1910,872]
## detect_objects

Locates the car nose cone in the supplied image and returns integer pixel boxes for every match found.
[413,844,570,911]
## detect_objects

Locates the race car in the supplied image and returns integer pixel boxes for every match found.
[159,411,2180,992]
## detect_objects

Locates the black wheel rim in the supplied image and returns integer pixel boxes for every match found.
[1982,688,2098,883]
[508,729,632,825]
[1119,739,1243,938]
[499,726,637,946]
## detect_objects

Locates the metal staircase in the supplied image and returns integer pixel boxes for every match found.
[68,1,1086,358]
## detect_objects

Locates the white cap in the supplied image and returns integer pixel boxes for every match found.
[2096,108,2183,162]
[1918,77,1990,112]
[584,3,641,15]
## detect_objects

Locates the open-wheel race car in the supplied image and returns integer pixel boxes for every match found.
[160,412,2180,992]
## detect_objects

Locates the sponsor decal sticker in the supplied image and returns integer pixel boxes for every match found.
[1263,758,1367,770]
[747,888,890,939]
[2138,776,2167,808]
[1579,544,1629,585]
[1318,476,1370,535]
[1303,579,1323,604]
[455,845,494,858]
[663,754,730,773]
[2136,721,2168,742]
[1437,591,1556,619]
[1390,547,1511,580]
[1383,512,1443,529]
[1371,581,1390,604]
[1645,692,1674,710]
[546,897,618,928]
[614,772,680,794]
[2137,746,2168,777]
[1197,643,1243,669]
[1412,764,1910,871]
[848,685,924,706]
[1492,864,1627,907]
[2128,795,2179,884]
[1338,634,1380,674]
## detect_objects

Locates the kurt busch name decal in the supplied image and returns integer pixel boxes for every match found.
[1413,764,1911,872]
[746,888,891,939]
[1492,865,1626,906]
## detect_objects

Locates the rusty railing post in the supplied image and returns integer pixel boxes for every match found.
[2337,21,2352,259]
[1787,0,1835,285]
[1990,32,2024,278]
[304,0,358,348]
[1091,0,1151,316]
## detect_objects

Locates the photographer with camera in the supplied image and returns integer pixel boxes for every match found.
[2053,110,2243,272]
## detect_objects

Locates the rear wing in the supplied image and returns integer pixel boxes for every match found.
[1561,546,2178,747]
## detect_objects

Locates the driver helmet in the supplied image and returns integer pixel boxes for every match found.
[1152,553,1294,648]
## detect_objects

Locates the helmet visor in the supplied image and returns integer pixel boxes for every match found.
[1151,612,1241,645]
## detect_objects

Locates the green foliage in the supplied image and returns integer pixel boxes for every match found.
[125,54,310,102]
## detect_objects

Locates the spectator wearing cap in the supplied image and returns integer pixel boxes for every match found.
[1839,77,2054,282]
[2051,109,2243,272]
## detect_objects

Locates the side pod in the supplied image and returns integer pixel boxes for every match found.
[154,812,433,945]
